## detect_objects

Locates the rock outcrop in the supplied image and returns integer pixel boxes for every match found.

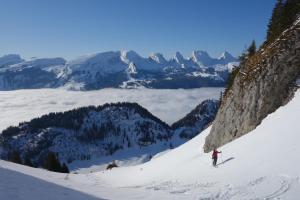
[204,18,300,152]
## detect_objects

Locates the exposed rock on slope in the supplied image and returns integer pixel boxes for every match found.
[204,18,300,152]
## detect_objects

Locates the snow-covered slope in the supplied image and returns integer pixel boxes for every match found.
[1,57,66,72]
[0,164,103,200]
[191,50,237,67]
[95,89,300,199]
[0,57,66,90]
[0,91,299,199]
[67,51,127,74]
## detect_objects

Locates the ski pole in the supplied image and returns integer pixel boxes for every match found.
[221,152,223,162]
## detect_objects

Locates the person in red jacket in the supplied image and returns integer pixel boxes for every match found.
[212,148,222,167]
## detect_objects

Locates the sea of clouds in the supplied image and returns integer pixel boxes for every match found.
[0,88,223,132]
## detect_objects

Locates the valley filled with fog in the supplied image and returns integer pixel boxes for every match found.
[0,87,223,132]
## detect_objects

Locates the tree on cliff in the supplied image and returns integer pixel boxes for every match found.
[247,40,256,57]
[266,0,300,46]
[43,152,63,173]
[266,0,284,44]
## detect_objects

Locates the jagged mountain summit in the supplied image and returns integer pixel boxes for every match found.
[0,50,238,90]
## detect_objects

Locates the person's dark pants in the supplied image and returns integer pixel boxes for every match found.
[213,157,217,166]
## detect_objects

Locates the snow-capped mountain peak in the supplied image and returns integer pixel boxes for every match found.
[68,51,121,66]
[218,51,237,63]
[173,51,185,63]
[0,50,238,90]
[66,51,126,73]
[7,57,66,72]
[149,53,166,64]
[0,54,24,68]
[26,57,66,67]
[190,50,213,66]
[121,50,142,63]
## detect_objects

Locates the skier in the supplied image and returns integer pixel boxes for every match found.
[212,148,222,167]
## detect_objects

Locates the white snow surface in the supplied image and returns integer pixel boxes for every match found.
[66,51,127,74]
[0,57,66,78]
[0,88,223,132]
[62,49,237,79]
[296,78,300,86]
[0,89,299,200]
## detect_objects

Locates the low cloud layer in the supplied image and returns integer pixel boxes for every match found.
[0,88,223,132]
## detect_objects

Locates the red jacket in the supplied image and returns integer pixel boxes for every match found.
[212,150,221,158]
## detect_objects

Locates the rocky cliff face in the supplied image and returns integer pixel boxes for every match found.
[204,18,300,152]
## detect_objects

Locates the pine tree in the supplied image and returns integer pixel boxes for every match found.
[127,140,131,148]
[43,152,62,172]
[24,156,34,167]
[219,91,223,106]
[224,67,240,97]
[247,40,256,57]
[61,163,70,173]
[281,0,300,31]
[9,151,22,164]
[239,51,247,65]
[265,0,300,45]
[266,0,284,44]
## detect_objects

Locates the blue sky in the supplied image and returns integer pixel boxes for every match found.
[0,0,276,60]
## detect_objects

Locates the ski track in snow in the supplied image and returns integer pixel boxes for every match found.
[0,157,299,200]
[117,175,296,200]
[92,89,300,200]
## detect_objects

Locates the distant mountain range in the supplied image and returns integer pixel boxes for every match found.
[0,51,238,90]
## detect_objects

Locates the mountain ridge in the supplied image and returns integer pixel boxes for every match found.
[0,99,219,169]
[0,50,238,90]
